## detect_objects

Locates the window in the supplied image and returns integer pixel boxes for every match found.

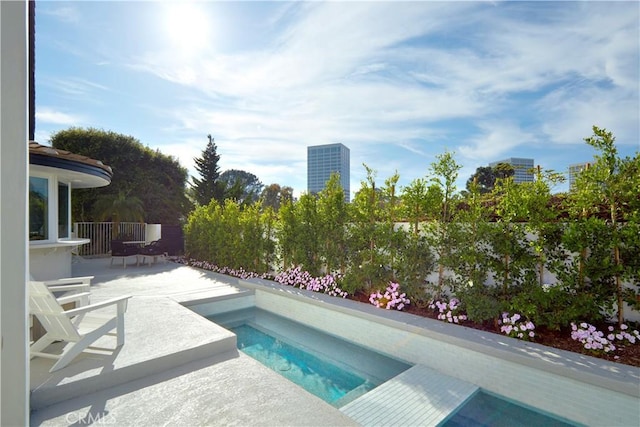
[58,182,69,238]
[29,176,48,241]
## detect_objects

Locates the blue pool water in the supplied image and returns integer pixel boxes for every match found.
[443,391,579,427]
[207,307,411,407]
[234,324,371,405]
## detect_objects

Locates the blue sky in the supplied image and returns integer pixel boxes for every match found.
[35,1,639,197]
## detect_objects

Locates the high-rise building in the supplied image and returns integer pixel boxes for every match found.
[489,157,534,183]
[568,162,590,189]
[307,143,350,202]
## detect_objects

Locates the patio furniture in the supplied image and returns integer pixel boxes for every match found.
[29,275,95,341]
[137,239,168,266]
[29,280,131,372]
[110,240,139,268]
[40,275,94,308]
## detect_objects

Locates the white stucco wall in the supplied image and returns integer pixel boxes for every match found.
[0,1,29,424]
[29,247,73,280]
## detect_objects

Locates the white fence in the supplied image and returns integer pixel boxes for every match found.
[73,222,146,256]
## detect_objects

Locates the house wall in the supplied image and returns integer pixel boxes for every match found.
[0,1,30,424]
[30,247,73,280]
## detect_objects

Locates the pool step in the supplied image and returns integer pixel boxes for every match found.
[333,381,375,408]
[340,364,479,426]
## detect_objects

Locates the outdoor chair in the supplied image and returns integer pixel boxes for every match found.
[40,275,94,308]
[29,280,131,372]
[110,240,139,268]
[137,239,168,266]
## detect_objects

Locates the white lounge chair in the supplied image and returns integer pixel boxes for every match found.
[40,275,94,308]
[29,280,131,372]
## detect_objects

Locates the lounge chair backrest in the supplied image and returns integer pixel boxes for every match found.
[29,281,81,342]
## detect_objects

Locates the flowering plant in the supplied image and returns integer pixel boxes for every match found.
[499,312,535,341]
[369,282,410,310]
[274,266,348,298]
[185,259,270,280]
[429,298,467,324]
[571,322,640,357]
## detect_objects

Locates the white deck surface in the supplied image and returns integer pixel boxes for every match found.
[30,258,357,426]
[341,364,479,426]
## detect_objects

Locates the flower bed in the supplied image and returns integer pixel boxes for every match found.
[179,257,640,367]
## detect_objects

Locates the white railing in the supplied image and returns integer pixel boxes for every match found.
[73,222,146,256]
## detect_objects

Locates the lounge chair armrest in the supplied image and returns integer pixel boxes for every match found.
[64,295,132,317]
[47,284,90,293]
[42,276,94,286]
[56,292,92,306]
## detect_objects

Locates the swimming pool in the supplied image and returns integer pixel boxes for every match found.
[443,390,578,427]
[207,307,411,407]
[187,280,638,426]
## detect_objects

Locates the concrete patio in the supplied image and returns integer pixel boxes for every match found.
[30,257,357,426]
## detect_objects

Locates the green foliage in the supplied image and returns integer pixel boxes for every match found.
[260,183,294,212]
[93,190,145,238]
[464,162,514,194]
[219,169,263,206]
[510,282,603,330]
[183,125,640,328]
[457,284,504,323]
[192,135,224,206]
[183,198,273,274]
[317,173,348,274]
[427,151,461,294]
[444,179,491,295]
[567,126,640,325]
[51,127,190,224]
[343,165,396,295]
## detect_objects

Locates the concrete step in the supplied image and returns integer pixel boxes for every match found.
[30,297,237,410]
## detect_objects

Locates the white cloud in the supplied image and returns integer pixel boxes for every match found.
[37,1,639,197]
[36,108,83,126]
[40,76,108,99]
[458,123,537,162]
[40,5,80,24]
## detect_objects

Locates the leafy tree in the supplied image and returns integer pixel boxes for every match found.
[276,199,298,270]
[317,173,348,274]
[93,190,145,238]
[292,193,322,274]
[398,178,439,303]
[489,176,537,297]
[344,165,394,294]
[51,127,190,224]
[465,163,514,194]
[261,183,294,212]
[192,134,224,206]
[567,126,640,325]
[219,169,263,206]
[447,178,496,321]
[426,151,462,295]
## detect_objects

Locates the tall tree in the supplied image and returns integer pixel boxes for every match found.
[465,163,514,194]
[427,151,462,294]
[261,183,294,212]
[51,127,190,224]
[93,190,145,238]
[219,169,263,205]
[192,134,223,206]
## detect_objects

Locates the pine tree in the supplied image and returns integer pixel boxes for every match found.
[192,135,223,206]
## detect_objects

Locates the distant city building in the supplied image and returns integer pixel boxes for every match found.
[307,143,350,202]
[490,157,534,183]
[568,162,590,189]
